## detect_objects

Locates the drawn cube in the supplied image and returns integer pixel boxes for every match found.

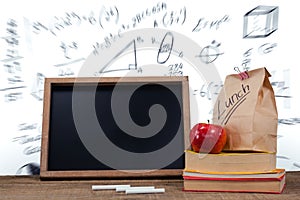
[243,5,279,38]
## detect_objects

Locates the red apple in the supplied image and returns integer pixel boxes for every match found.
[189,123,227,154]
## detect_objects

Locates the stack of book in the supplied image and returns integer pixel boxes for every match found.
[183,150,286,193]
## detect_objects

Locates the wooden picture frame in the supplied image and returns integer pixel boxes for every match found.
[40,76,190,179]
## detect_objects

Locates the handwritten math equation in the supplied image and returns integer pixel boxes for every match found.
[1,19,25,102]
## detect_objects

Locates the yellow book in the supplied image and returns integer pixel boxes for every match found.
[185,150,276,174]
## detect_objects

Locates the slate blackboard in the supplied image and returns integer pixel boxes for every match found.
[40,77,190,179]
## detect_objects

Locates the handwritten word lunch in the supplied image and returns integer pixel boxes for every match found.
[217,83,250,125]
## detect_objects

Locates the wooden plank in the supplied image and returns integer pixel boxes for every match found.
[40,78,51,173]
[0,172,299,199]
[40,169,183,179]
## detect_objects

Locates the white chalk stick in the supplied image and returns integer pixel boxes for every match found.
[115,185,132,192]
[116,186,155,192]
[125,188,165,194]
[92,184,131,190]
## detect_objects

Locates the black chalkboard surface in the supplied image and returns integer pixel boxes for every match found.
[40,77,190,179]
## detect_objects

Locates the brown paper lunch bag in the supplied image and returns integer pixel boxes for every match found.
[212,67,278,152]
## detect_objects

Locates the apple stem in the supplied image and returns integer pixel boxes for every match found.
[207,120,210,124]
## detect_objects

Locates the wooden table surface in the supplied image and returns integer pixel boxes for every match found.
[1,172,300,200]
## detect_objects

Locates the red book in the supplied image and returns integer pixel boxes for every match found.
[183,169,285,194]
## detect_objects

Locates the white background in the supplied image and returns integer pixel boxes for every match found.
[0,0,299,174]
